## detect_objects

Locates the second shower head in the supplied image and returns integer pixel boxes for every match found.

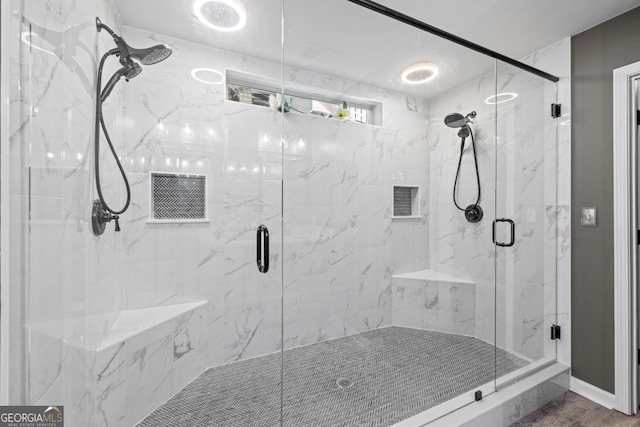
[444,111,476,129]
[101,63,142,102]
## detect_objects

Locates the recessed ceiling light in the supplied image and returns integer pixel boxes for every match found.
[193,0,247,32]
[400,62,439,84]
[191,68,225,85]
[484,92,518,105]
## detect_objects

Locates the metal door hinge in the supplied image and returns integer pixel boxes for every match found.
[551,324,561,340]
[551,103,562,118]
[636,109,640,125]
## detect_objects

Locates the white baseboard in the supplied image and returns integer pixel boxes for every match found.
[570,376,616,409]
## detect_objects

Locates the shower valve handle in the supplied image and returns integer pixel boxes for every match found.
[101,211,121,232]
[91,199,122,235]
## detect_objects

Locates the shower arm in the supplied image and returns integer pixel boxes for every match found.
[96,18,136,69]
[96,17,118,40]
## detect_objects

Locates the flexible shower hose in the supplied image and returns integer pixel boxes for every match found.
[94,49,131,215]
[453,127,481,211]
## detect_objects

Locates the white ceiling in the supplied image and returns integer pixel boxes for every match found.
[114,0,640,96]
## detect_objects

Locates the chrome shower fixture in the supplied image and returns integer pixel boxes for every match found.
[444,111,476,138]
[446,111,483,223]
[96,18,173,66]
[95,18,172,101]
[100,62,142,102]
[92,17,173,236]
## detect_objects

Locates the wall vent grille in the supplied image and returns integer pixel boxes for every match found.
[151,173,206,221]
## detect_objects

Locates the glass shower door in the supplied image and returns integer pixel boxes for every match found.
[494,60,559,374]
[15,0,287,425]
[281,0,500,424]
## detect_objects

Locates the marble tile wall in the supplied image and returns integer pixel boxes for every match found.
[8,0,570,422]
[392,278,476,336]
[280,74,430,348]
[8,0,215,424]
[425,70,498,343]
[118,25,430,356]
[9,0,126,422]
[116,25,285,370]
[9,4,429,422]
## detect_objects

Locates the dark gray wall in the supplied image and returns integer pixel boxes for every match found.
[571,6,640,393]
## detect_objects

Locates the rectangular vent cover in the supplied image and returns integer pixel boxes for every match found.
[151,173,206,221]
[394,187,413,216]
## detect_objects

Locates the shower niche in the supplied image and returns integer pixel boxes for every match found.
[148,172,209,223]
[392,185,421,219]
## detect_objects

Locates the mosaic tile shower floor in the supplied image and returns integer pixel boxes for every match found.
[138,326,527,426]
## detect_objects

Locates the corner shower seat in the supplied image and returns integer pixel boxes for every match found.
[391,269,475,336]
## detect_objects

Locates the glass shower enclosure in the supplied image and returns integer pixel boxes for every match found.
[6,0,559,425]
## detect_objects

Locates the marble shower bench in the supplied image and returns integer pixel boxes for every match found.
[391,269,476,336]
[28,301,208,426]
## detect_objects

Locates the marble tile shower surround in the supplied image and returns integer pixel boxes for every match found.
[8,0,129,423]
[8,7,430,423]
[7,0,570,423]
[118,25,430,358]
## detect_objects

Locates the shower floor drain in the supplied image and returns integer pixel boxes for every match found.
[335,377,354,389]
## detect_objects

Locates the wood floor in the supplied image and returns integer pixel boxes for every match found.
[511,392,640,426]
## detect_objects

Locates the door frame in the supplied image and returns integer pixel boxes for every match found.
[613,61,640,415]
[0,0,11,405]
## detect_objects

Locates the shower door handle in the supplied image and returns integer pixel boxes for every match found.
[256,225,269,273]
[492,218,515,247]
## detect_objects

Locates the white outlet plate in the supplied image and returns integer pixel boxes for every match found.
[581,207,597,227]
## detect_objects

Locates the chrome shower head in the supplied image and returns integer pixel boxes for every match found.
[129,44,173,65]
[457,125,470,138]
[444,111,477,129]
[444,112,466,128]
[96,17,172,67]
[124,63,142,79]
[96,17,172,102]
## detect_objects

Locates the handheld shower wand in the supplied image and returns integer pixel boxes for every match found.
[92,18,172,236]
[444,111,483,223]
[100,63,142,102]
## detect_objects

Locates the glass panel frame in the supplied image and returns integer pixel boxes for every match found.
[494,59,559,381]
